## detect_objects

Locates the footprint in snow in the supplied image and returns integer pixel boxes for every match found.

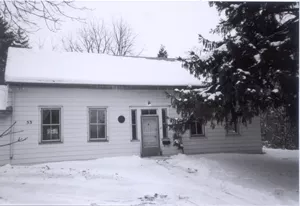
[187,168,198,173]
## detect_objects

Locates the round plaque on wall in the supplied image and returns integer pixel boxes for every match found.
[118,115,125,123]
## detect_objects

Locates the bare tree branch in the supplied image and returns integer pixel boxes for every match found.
[0,121,16,138]
[62,18,141,56]
[0,1,90,32]
[61,19,112,54]
[0,121,27,147]
[0,137,28,147]
[110,18,136,56]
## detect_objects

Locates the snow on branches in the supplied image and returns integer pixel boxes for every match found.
[169,2,299,131]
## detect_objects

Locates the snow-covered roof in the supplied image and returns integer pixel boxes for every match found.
[5,47,204,87]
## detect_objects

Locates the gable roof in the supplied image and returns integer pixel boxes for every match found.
[5,47,204,87]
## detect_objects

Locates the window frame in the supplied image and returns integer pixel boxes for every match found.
[162,108,168,139]
[190,119,205,137]
[141,109,157,115]
[131,109,138,141]
[226,120,240,136]
[88,108,108,142]
[40,107,62,144]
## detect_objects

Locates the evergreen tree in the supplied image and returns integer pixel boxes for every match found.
[168,2,298,144]
[0,17,29,84]
[157,45,168,58]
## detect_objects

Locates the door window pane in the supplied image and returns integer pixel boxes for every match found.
[149,109,156,114]
[131,110,137,140]
[132,125,137,140]
[162,108,168,138]
[131,110,136,124]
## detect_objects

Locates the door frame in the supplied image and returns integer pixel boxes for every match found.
[140,114,161,157]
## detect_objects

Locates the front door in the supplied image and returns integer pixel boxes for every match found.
[141,115,160,157]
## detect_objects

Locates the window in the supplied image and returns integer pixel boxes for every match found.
[190,119,205,136]
[89,108,107,141]
[162,108,168,138]
[141,109,156,115]
[41,108,61,142]
[131,110,137,140]
[226,121,239,135]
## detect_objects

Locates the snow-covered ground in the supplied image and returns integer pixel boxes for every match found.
[0,148,298,205]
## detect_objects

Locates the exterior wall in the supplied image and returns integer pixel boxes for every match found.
[0,89,13,165]
[7,86,180,165]
[0,85,263,165]
[0,115,11,165]
[182,118,263,154]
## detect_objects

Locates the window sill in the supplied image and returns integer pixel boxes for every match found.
[131,139,140,142]
[226,133,241,137]
[88,139,108,142]
[39,140,63,145]
[190,135,206,139]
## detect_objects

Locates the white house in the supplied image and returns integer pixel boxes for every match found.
[0,47,262,165]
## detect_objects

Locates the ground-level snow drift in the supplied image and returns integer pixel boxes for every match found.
[0,148,298,205]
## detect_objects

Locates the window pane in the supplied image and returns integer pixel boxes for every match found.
[42,110,50,124]
[42,126,51,140]
[196,121,203,135]
[90,125,97,139]
[234,122,238,132]
[141,110,149,115]
[98,125,106,138]
[51,125,60,140]
[163,124,167,138]
[90,110,97,123]
[132,125,137,140]
[149,109,156,114]
[98,110,105,124]
[227,122,238,133]
[131,110,136,124]
[162,109,166,124]
[191,122,196,135]
[51,110,60,124]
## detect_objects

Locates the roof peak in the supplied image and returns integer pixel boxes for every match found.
[9,47,178,62]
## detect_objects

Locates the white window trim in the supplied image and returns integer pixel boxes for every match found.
[87,107,108,142]
[226,120,241,136]
[38,106,63,144]
[130,109,139,141]
[190,120,206,138]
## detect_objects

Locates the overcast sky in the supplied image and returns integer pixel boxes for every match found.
[29,1,222,58]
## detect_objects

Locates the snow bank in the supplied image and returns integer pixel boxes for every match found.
[0,85,8,110]
[5,47,204,87]
[0,149,298,205]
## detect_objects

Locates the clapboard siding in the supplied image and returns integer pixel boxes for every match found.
[8,86,180,165]
[1,85,263,165]
[183,117,262,154]
[0,90,13,165]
